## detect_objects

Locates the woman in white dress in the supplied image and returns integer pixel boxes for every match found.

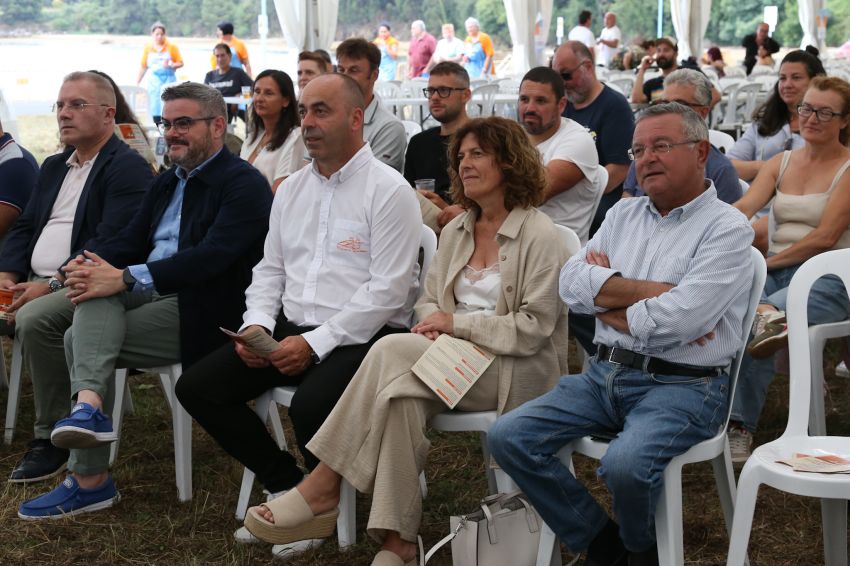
[241,70,305,192]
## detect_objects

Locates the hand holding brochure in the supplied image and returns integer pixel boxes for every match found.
[220,326,281,358]
[412,334,495,409]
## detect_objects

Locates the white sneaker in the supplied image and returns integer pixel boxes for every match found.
[836,361,850,378]
[272,538,325,560]
[728,425,753,464]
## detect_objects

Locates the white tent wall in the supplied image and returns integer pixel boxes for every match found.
[273,0,339,52]
[798,0,824,51]
[504,0,553,76]
[670,0,711,61]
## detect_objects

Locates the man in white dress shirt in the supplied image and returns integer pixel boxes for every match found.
[176,73,421,551]
[489,103,755,566]
[518,66,601,243]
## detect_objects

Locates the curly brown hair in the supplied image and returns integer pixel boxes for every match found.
[448,117,546,213]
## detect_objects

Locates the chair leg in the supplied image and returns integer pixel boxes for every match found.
[655,462,684,566]
[168,369,192,502]
[711,448,738,538]
[419,471,427,500]
[808,336,827,436]
[337,480,357,549]
[3,338,23,445]
[236,391,273,520]
[268,401,286,450]
[535,522,562,566]
[821,498,848,566]
[0,336,8,389]
[480,432,497,494]
[110,369,130,466]
[726,467,761,566]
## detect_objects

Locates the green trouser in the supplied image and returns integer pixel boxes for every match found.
[62,291,181,475]
[15,283,74,440]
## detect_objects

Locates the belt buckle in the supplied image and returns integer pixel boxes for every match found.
[607,347,620,365]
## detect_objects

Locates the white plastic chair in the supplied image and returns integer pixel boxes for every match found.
[727,248,850,566]
[118,85,149,116]
[807,320,850,436]
[234,225,438,545]
[608,76,635,98]
[709,129,736,154]
[468,83,500,117]
[535,248,766,566]
[110,363,192,502]
[374,81,401,99]
[2,337,25,445]
[401,120,422,142]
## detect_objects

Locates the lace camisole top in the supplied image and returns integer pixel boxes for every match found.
[769,150,850,254]
[453,263,501,316]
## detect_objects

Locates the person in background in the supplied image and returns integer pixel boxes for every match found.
[462,17,495,78]
[596,12,621,68]
[297,51,330,92]
[618,39,655,71]
[374,23,399,82]
[756,45,776,69]
[632,37,678,104]
[89,71,148,144]
[728,76,850,464]
[743,22,780,76]
[137,21,183,126]
[702,46,726,78]
[213,21,252,78]
[0,118,37,240]
[425,23,466,75]
[568,10,595,56]
[407,20,436,79]
[204,44,253,123]
[241,70,305,192]
[241,117,569,566]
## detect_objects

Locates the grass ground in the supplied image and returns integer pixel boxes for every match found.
[0,341,849,565]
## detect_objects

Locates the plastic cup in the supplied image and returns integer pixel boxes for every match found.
[415,179,436,192]
[242,86,252,99]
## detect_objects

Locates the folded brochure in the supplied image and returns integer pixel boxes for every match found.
[412,334,494,409]
[777,452,850,473]
[220,326,280,358]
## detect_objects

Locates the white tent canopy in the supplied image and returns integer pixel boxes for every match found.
[798,0,825,51]
[670,0,711,61]
[273,0,338,52]
[504,0,553,75]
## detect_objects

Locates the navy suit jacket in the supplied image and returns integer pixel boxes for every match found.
[0,134,151,277]
[94,147,272,367]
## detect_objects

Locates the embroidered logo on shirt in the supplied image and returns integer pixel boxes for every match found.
[337,237,367,253]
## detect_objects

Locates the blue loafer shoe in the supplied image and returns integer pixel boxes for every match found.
[18,474,120,519]
[51,402,118,449]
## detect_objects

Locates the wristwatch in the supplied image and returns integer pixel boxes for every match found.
[122,268,137,291]
[309,347,320,365]
[47,277,65,293]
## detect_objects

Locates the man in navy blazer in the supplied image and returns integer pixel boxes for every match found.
[4,71,150,486]
[17,82,272,519]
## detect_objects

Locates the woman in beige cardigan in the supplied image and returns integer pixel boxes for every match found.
[244,117,570,565]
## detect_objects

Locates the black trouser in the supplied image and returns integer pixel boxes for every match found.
[176,318,402,493]
[569,312,598,357]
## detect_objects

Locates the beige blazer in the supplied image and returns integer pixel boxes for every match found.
[415,206,570,416]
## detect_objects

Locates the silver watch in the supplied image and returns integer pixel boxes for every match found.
[47,277,65,293]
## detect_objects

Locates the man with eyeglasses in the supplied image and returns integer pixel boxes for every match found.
[336,38,407,172]
[623,69,741,204]
[518,66,600,243]
[403,62,471,228]
[4,71,150,487]
[17,82,272,519]
[490,102,754,566]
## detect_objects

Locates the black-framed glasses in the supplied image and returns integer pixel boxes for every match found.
[423,86,467,99]
[157,116,216,135]
[52,102,110,113]
[628,140,700,160]
[558,61,587,82]
[797,103,848,122]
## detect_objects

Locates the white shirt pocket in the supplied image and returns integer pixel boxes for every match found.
[328,219,371,269]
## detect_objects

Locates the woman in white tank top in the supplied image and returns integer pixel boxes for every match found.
[729,76,850,449]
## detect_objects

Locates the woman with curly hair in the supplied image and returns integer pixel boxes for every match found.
[243,117,571,565]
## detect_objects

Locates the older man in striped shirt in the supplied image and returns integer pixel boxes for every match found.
[489,103,755,566]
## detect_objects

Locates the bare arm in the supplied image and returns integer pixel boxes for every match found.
[595,275,675,309]
[732,158,765,182]
[631,58,652,103]
[136,66,147,85]
[542,160,585,203]
[597,307,629,333]
[0,206,21,243]
[734,152,781,218]
[605,163,629,193]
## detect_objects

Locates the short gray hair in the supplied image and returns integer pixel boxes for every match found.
[63,71,117,106]
[412,20,426,32]
[465,17,480,28]
[663,68,712,107]
[636,101,708,142]
[161,82,227,119]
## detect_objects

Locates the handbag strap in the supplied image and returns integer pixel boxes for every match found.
[422,516,468,564]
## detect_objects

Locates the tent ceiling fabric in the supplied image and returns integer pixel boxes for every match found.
[274,0,339,52]
[504,0,553,75]
[798,0,824,50]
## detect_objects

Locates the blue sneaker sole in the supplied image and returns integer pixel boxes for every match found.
[17,491,120,520]
[50,426,118,449]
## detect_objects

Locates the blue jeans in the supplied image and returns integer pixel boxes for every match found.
[488,359,728,553]
[731,262,850,432]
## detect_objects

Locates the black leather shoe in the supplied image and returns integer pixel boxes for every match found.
[628,544,659,566]
[8,439,69,483]
[585,519,628,566]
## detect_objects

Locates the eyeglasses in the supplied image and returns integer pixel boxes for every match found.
[558,61,587,82]
[628,140,700,160]
[157,116,216,135]
[423,87,467,98]
[797,103,848,122]
[52,102,111,113]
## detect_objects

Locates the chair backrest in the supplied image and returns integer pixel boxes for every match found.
[498,79,521,94]
[737,82,762,120]
[401,120,422,142]
[374,81,402,99]
[553,224,581,257]
[119,85,149,115]
[724,248,767,429]
[724,65,747,78]
[609,76,635,97]
[400,79,427,98]
[784,249,850,436]
[749,65,775,77]
[468,83,500,117]
[709,129,736,154]
[419,224,437,290]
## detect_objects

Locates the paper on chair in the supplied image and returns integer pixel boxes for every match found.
[412,334,494,409]
[777,452,850,473]
[220,326,281,358]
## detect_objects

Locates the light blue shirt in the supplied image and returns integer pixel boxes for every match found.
[128,149,222,291]
[727,122,804,162]
[561,182,755,367]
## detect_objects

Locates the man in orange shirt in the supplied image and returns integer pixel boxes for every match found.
[211,21,252,78]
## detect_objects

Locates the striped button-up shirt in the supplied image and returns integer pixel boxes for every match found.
[561,182,755,367]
